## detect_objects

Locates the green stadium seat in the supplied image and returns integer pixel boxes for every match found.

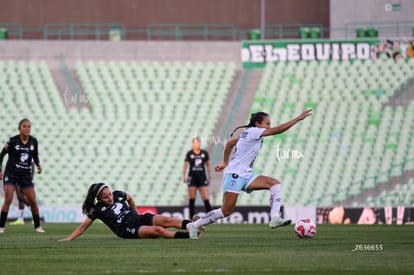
[1,60,236,207]
[240,59,414,207]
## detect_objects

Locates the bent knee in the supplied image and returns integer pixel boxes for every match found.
[154,226,164,234]
[3,195,14,205]
[149,225,165,235]
[264,176,280,185]
[163,216,174,225]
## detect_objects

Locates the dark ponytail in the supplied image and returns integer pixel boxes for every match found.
[230,112,269,137]
[82,183,108,214]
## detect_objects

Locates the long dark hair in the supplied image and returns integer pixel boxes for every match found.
[230,112,269,137]
[82,183,108,214]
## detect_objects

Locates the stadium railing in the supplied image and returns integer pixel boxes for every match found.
[0,22,23,39]
[146,23,238,40]
[264,23,324,39]
[43,23,126,40]
[345,20,414,38]
[1,21,413,40]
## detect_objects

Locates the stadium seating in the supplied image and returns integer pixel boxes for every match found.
[237,58,414,207]
[1,57,413,208]
[0,60,236,206]
[359,177,414,206]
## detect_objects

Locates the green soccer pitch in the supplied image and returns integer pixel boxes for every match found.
[0,223,413,274]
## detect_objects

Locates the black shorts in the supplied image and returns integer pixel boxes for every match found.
[3,173,34,189]
[120,213,155,239]
[187,174,208,188]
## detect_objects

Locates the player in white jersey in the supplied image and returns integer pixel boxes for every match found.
[187,109,312,238]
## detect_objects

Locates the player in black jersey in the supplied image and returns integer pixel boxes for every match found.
[183,137,212,219]
[0,119,44,233]
[59,183,201,241]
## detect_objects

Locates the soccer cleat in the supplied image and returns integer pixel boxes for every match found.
[269,216,292,229]
[0,227,4,233]
[35,226,45,233]
[198,226,206,239]
[10,219,24,225]
[186,222,199,239]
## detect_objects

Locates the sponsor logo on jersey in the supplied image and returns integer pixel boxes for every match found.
[20,153,29,162]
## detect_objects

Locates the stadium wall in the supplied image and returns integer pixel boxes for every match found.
[330,0,414,31]
[1,0,329,30]
[0,40,241,65]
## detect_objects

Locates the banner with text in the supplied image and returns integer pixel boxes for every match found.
[241,39,379,68]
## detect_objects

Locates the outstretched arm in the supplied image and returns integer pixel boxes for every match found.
[33,140,42,174]
[215,136,239,172]
[261,109,312,137]
[205,160,212,182]
[59,217,93,241]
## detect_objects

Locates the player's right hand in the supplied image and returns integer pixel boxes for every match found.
[215,162,226,172]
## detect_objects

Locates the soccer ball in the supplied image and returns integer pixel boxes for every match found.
[294,218,317,238]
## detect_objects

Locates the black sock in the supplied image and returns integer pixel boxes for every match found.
[181,219,191,229]
[32,214,40,228]
[204,199,212,212]
[0,211,8,227]
[174,232,189,239]
[189,199,195,218]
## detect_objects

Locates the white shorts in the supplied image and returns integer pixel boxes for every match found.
[222,173,258,194]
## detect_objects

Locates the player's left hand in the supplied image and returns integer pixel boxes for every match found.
[58,238,70,242]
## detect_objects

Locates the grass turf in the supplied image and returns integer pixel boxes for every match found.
[0,223,413,274]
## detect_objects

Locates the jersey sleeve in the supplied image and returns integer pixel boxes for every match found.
[184,151,190,162]
[204,150,210,161]
[113,190,127,200]
[247,127,266,140]
[86,208,97,220]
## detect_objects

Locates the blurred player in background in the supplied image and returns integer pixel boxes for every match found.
[10,186,30,225]
[187,110,312,238]
[405,37,414,58]
[183,137,212,219]
[0,119,44,233]
[60,183,202,241]
[9,161,34,225]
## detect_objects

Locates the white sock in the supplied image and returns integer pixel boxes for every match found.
[193,208,224,228]
[270,184,282,218]
[18,209,24,220]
